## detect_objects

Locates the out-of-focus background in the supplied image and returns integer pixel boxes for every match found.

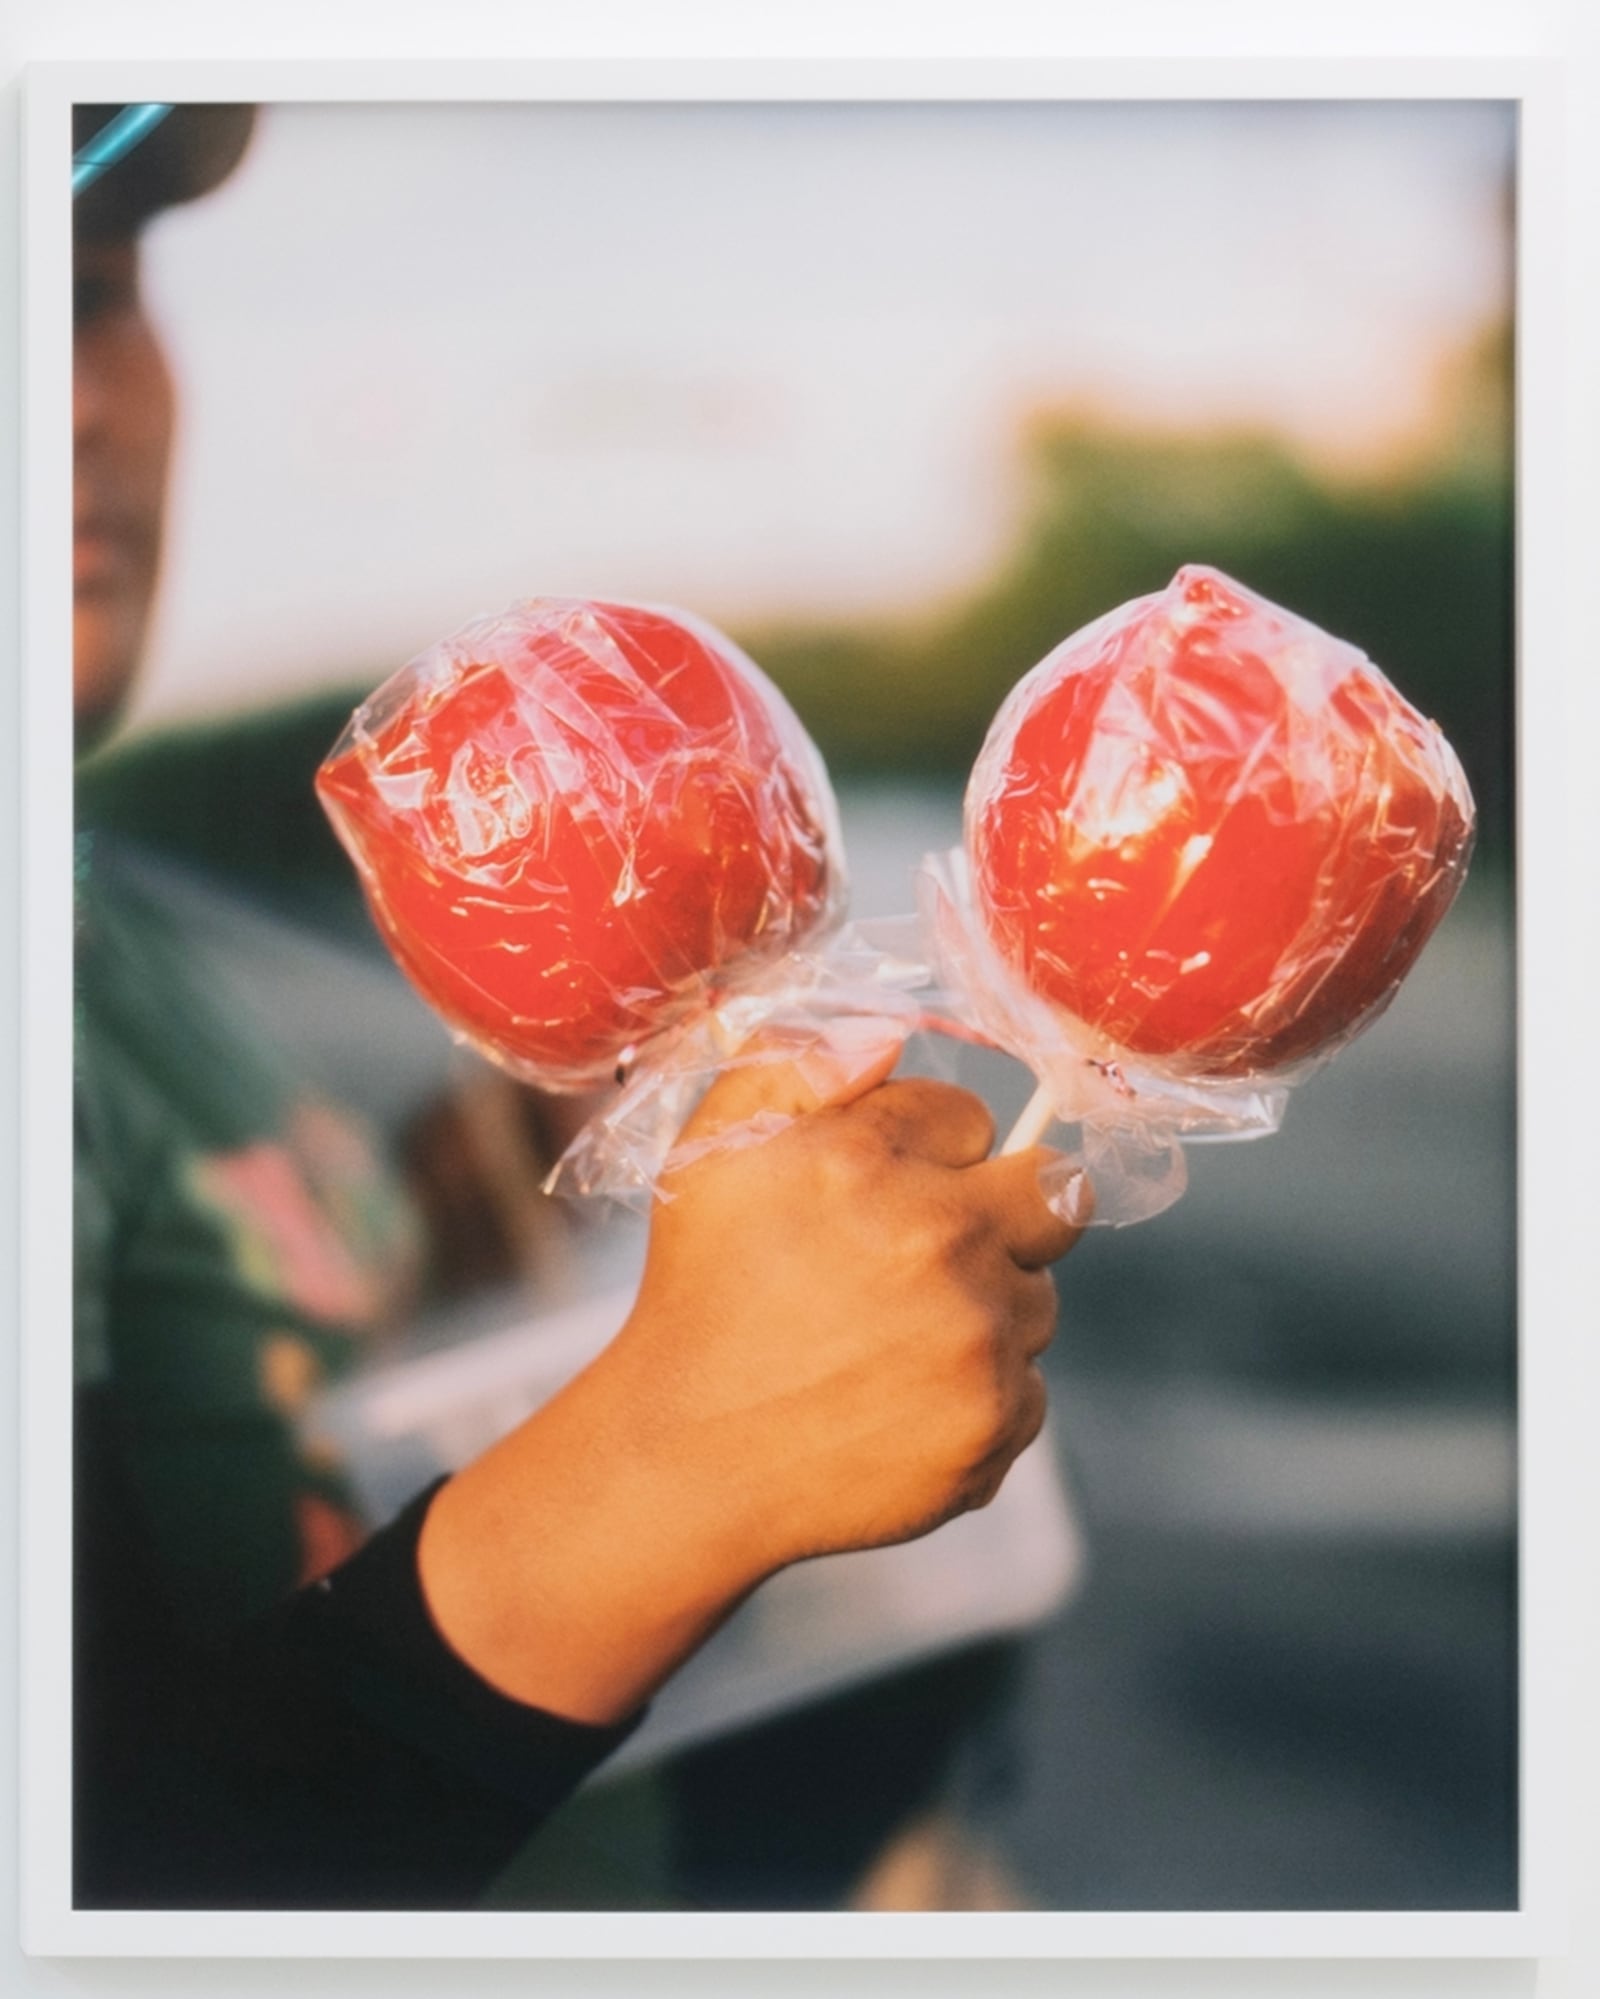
[83,98,1516,1910]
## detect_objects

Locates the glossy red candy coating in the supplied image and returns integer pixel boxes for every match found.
[317,599,838,1090]
[968,566,1475,1078]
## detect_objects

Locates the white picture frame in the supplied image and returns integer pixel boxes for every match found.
[12,40,1584,1983]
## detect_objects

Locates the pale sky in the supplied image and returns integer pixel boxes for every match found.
[131,99,1514,726]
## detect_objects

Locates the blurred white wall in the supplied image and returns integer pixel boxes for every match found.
[133,99,1513,725]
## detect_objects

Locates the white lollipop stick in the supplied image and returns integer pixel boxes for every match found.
[1000,1080,1058,1155]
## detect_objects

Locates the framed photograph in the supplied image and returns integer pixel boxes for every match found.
[19,58,1564,1961]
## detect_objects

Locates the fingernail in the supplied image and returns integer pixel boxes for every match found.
[1038,1159,1094,1226]
[795,1016,906,1100]
[826,1014,909,1058]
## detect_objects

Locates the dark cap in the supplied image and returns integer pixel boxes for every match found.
[73,104,257,240]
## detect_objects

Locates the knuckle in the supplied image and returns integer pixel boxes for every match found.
[949,1356,1011,1464]
[965,1432,1021,1511]
[935,1290,999,1370]
[960,1379,1045,1510]
[1020,1271,1059,1348]
[901,1198,978,1279]
[1017,1368,1049,1449]
[857,1078,933,1148]
[890,1080,996,1155]
[926,1312,1049,1499]
[949,1087,998,1156]
[810,1123,884,1204]
[902,1208,951,1269]
[949,1198,997,1260]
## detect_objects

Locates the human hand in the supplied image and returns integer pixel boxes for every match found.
[613,1025,1089,1571]
[417,1026,1088,1722]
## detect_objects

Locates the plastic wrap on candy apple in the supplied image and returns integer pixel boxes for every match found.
[966,566,1476,1084]
[317,599,845,1092]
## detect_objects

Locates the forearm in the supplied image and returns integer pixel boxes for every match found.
[416,1334,770,1724]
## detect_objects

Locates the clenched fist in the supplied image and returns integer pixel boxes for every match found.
[418,1027,1089,1723]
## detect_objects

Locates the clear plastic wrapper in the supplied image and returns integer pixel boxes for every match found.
[926,565,1476,1225]
[318,598,907,1200]
[550,919,936,1201]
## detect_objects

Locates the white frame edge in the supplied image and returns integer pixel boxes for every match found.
[19,53,1566,1962]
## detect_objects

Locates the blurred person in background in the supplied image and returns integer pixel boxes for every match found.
[71,103,1083,1912]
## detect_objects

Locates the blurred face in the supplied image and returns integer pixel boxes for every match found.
[73,234,174,749]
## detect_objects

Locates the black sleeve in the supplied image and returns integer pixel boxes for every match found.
[74,1388,642,1911]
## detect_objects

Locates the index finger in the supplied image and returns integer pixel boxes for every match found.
[842,1078,998,1170]
[963,1147,1094,1269]
[677,1017,909,1147]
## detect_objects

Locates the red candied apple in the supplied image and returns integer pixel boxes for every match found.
[317,599,839,1090]
[968,565,1474,1079]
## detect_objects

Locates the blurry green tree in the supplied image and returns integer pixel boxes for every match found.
[740,319,1513,868]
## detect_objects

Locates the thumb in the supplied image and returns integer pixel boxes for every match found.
[677,1015,908,1148]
